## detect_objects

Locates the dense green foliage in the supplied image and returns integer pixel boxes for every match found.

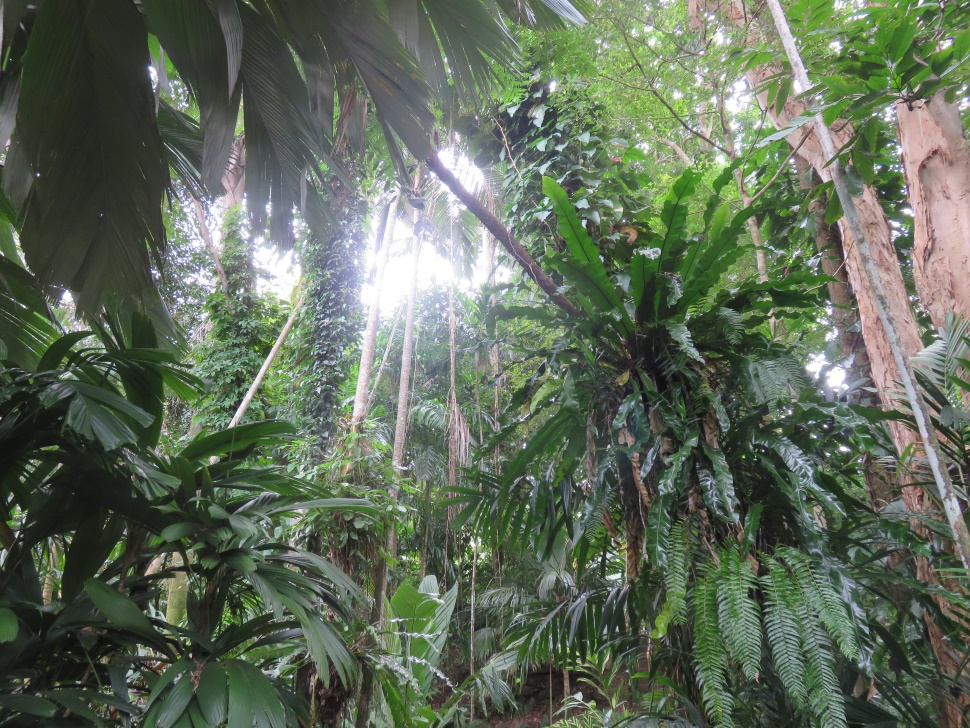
[2,0,970,726]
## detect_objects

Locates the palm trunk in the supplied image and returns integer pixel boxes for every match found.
[896,93,970,329]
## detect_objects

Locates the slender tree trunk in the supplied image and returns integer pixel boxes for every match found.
[390,247,419,474]
[363,305,403,419]
[718,99,768,282]
[192,196,229,291]
[419,478,431,581]
[794,158,866,371]
[228,297,302,428]
[469,536,477,722]
[896,93,970,329]
[356,240,420,728]
[350,196,397,429]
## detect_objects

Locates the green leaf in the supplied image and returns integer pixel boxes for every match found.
[156,671,194,728]
[543,176,632,337]
[143,0,241,193]
[84,577,155,638]
[0,608,18,643]
[63,515,125,601]
[0,255,62,369]
[699,443,739,523]
[16,0,168,310]
[197,664,228,727]
[225,660,255,728]
[237,3,325,245]
[180,420,295,462]
[0,694,57,717]
[227,659,285,728]
[646,493,674,568]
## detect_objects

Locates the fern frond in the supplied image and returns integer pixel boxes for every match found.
[762,557,809,710]
[795,591,846,728]
[779,548,859,661]
[653,518,693,638]
[693,558,734,726]
[716,546,762,681]
[715,307,744,345]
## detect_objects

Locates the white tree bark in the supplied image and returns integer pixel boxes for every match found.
[228,297,303,429]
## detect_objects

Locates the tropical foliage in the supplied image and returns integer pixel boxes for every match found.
[2,0,970,726]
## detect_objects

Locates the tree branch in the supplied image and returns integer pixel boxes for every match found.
[426,151,582,317]
[659,138,693,166]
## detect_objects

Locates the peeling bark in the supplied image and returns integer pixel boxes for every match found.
[743,61,924,463]
[896,93,970,329]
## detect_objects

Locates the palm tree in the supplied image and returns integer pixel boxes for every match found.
[0,0,584,311]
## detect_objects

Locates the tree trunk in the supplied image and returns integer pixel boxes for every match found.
[356,240,420,728]
[221,135,246,212]
[740,61,925,462]
[165,554,189,627]
[391,247,419,474]
[228,296,303,428]
[794,157,866,372]
[363,305,403,418]
[896,93,970,329]
[350,197,397,429]
[191,195,229,291]
[718,99,768,282]
[699,0,923,454]
[762,6,970,722]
